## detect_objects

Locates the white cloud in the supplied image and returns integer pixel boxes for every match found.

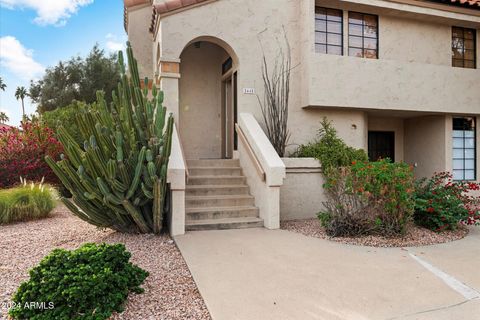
[106,41,125,52]
[104,34,126,53]
[0,0,93,26]
[0,36,44,81]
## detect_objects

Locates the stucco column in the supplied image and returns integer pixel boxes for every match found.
[158,57,181,123]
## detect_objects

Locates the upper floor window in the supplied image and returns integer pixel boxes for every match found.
[452,27,476,69]
[348,12,378,59]
[315,7,343,55]
[453,117,476,181]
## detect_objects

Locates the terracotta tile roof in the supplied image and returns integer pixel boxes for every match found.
[124,0,151,32]
[154,0,208,14]
[124,0,151,7]
[149,0,209,33]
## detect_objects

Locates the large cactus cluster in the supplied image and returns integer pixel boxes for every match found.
[46,42,174,234]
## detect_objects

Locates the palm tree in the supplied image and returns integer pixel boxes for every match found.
[0,112,8,123]
[0,77,6,91]
[15,86,28,118]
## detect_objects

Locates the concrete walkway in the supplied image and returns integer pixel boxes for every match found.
[175,227,480,320]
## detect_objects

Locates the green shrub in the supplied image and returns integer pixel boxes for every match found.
[0,179,57,224]
[414,172,480,231]
[294,117,368,176]
[9,243,148,320]
[319,159,415,237]
[41,101,85,145]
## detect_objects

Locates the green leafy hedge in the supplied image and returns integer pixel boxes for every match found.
[0,180,56,224]
[9,243,148,320]
[294,117,368,175]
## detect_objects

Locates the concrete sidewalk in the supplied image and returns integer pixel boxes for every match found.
[175,227,480,320]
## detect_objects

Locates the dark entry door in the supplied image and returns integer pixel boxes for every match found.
[368,131,395,161]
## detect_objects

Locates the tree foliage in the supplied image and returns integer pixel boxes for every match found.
[30,45,121,113]
[0,76,6,91]
[0,112,8,123]
[41,100,85,145]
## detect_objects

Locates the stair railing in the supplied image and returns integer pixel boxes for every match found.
[236,113,286,229]
[167,123,186,236]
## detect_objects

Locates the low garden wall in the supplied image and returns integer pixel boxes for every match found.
[280,158,326,220]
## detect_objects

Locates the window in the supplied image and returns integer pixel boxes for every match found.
[452,27,476,69]
[453,117,476,181]
[348,12,378,59]
[315,7,343,55]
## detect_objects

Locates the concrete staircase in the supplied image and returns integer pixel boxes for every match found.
[185,159,263,231]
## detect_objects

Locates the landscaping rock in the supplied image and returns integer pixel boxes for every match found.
[0,205,211,320]
[281,219,468,248]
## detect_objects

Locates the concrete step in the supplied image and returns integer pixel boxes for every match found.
[187,159,240,167]
[186,205,259,220]
[185,216,264,231]
[187,175,246,186]
[186,195,255,208]
[186,185,250,196]
[189,167,242,176]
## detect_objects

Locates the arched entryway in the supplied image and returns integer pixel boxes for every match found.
[179,37,238,159]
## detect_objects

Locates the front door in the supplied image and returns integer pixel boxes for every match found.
[368,131,395,161]
[221,70,237,159]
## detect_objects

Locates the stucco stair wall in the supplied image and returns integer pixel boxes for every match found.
[185,159,263,231]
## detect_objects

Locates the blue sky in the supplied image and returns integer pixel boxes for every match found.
[0,0,127,125]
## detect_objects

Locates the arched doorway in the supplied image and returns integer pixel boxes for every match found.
[179,38,238,159]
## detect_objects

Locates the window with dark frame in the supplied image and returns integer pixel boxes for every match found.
[315,7,343,55]
[348,12,378,59]
[453,117,476,181]
[452,27,476,69]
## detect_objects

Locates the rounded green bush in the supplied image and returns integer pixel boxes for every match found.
[9,243,148,320]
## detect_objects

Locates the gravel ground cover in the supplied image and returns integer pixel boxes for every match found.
[0,204,211,320]
[281,218,468,247]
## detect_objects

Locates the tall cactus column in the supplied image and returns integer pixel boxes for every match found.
[46,42,174,234]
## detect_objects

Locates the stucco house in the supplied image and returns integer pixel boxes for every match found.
[123,0,480,235]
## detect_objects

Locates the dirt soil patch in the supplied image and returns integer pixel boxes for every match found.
[281,218,468,247]
[0,204,211,320]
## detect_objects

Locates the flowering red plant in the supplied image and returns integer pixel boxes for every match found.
[414,172,480,231]
[0,120,63,188]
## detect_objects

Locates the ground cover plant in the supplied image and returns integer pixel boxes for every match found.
[46,43,174,234]
[8,243,148,320]
[414,172,480,231]
[0,120,63,188]
[0,179,57,224]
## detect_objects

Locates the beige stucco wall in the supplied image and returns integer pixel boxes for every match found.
[288,108,368,155]
[179,42,225,159]
[156,0,305,144]
[280,158,325,220]
[404,115,448,179]
[152,0,479,157]
[379,15,451,65]
[127,5,154,79]
[368,117,405,162]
